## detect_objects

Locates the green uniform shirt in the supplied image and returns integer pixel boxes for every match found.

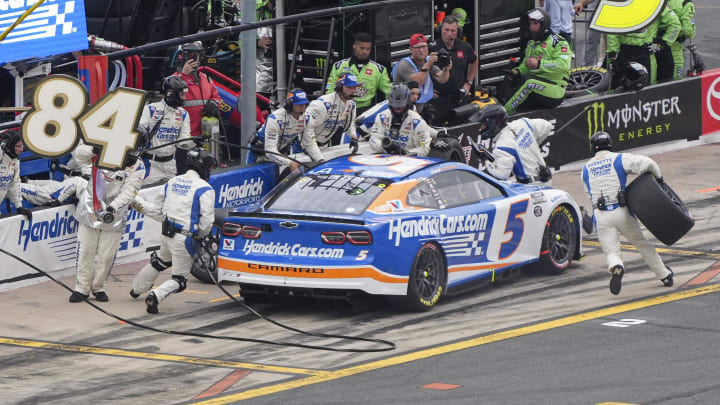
[668,0,696,42]
[516,33,571,86]
[326,59,392,109]
[607,6,681,52]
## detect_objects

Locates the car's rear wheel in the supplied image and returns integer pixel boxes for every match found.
[397,243,447,311]
[529,205,578,275]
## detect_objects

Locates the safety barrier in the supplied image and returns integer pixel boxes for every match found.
[0,163,277,290]
[446,75,704,169]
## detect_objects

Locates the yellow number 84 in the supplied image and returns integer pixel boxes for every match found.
[590,0,669,34]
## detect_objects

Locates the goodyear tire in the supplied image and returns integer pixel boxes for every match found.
[428,137,465,163]
[626,173,694,245]
[566,66,611,98]
[190,243,218,284]
[528,205,578,275]
[396,243,447,312]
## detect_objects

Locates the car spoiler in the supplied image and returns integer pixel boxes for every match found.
[226,211,366,226]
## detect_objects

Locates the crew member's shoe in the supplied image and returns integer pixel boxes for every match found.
[661,268,674,287]
[146,292,159,314]
[69,291,89,303]
[93,291,109,302]
[609,265,624,295]
[129,289,140,299]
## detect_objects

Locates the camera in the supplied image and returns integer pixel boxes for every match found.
[436,48,451,69]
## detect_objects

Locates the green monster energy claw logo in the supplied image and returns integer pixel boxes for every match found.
[315,58,326,77]
[587,101,605,148]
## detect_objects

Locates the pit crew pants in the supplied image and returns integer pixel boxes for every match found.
[613,44,653,87]
[74,223,123,295]
[595,207,672,280]
[504,78,565,115]
[670,42,685,78]
[142,158,177,186]
[132,233,195,304]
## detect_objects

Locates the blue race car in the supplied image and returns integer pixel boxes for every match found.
[217,154,583,311]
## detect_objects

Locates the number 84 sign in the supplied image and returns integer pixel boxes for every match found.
[21,75,146,171]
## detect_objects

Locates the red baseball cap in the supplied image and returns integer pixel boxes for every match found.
[409,33,427,47]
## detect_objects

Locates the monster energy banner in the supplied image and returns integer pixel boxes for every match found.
[517,76,703,168]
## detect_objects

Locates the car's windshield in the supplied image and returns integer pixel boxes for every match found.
[268,174,391,215]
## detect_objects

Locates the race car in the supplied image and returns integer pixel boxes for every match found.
[216,154,583,311]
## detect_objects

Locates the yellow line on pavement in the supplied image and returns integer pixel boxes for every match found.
[192,283,720,404]
[0,337,319,376]
[583,241,720,260]
[184,290,209,294]
[209,294,242,303]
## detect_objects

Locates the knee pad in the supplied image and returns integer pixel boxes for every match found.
[150,252,172,272]
[172,275,187,293]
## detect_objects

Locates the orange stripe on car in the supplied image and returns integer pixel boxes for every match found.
[217,258,408,284]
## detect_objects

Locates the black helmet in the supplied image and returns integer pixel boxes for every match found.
[180,41,204,63]
[0,129,23,159]
[526,8,551,40]
[590,131,613,153]
[162,75,188,108]
[621,62,649,91]
[474,104,508,140]
[185,149,217,180]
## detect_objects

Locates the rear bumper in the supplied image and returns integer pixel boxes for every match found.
[217,257,409,296]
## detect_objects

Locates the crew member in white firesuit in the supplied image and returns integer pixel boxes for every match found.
[246,88,322,175]
[139,75,194,185]
[305,73,360,160]
[21,177,87,207]
[69,150,145,303]
[476,105,554,185]
[0,129,32,219]
[582,131,674,295]
[129,150,216,314]
[369,83,433,156]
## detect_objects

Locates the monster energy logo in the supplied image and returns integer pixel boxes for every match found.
[315,58,326,77]
[586,102,605,148]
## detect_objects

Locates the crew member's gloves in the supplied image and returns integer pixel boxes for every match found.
[431,138,450,151]
[201,101,220,117]
[48,199,63,207]
[349,137,359,154]
[648,39,666,54]
[16,207,32,221]
[106,205,115,214]
[91,146,100,155]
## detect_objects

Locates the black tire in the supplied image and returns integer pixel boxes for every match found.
[190,242,218,284]
[529,205,578,275]
[626,173,694,245]
[396,243,447,312]
[566,66,611,98]
[428,137,465,163]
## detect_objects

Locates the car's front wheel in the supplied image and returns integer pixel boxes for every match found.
[397,242,447,311]
[529,205,578,275]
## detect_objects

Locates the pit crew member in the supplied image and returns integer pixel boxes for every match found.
[130,150,216,314]
[477,105,554,185]
[582,131,674,295]
[369,83,432,157]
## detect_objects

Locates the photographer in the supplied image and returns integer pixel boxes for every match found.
[392,33,450,113]
[172,41,222,172]
[429,15,478,125]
